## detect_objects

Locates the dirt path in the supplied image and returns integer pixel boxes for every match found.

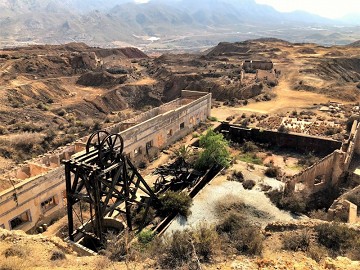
[126,77,157,86]
[212,68,351,121]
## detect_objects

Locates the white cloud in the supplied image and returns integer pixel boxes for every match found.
[255,0,360,18]
[134,0,150,3]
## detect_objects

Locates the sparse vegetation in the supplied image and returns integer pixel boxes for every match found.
[264,165,281,178]
[238,153,262,165]
[216,212,263,255]
[3,246,27,258]
[277,124,290,133]
[138,229,155,245]
[314,223,359,256]
[50,250,66,261]
[242,179,256,190]
[283,230,311,252]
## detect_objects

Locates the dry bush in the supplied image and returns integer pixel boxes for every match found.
[230,170,244,182]
[215,195,246,216]
[191,223,220,262]
[3,246,28,258]
[93,256,111,269]
[315,223,359,257]
[8,132,44,151]
[50,250,66,261]
[279,194,307,213]
[216,212,263,256]
[242,141,258,153]
[158,224,220,268]
[264,166,281,178]
[0,125,9,135]
[298,152,319,168]
[159,230,192,268]
[242,179,256,190]
[308,209,328,221]
[106,231,137,262]
[282,230,311,252]
[306,244,328,262]
[0,257,25,270]
[278,125,289,133]
[133,207,156,227]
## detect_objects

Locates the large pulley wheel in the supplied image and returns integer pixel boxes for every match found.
[86,130,110,153]
[98,134,124,167]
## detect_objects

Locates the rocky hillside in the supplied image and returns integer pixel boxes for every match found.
[1,0,360,50]
[1,222,359,270]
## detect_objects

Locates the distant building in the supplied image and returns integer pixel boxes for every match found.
[243,60,273,72]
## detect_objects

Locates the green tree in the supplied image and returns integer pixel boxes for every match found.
[195,129,230,170]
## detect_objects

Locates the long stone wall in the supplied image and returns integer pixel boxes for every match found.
[222,124,342,155]
[220,123,354,196]
[0,91,211,232]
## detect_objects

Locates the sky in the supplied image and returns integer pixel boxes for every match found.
[255,0,360,18]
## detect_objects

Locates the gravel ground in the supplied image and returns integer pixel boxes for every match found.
[167,163,299,233]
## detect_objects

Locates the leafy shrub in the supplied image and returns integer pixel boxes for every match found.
[283,230,311,252]
[242,179,256,190]
[195,129,230,170]
[208,116,218,121]
[159,191,192,217]
[138,229,154,245]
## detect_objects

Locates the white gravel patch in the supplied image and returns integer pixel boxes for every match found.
[167,173,296,233]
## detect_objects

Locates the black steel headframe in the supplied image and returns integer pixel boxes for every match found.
[63,130,157,247]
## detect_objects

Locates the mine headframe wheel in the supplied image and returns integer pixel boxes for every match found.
[86,130,110,153]
[98,134,124,167]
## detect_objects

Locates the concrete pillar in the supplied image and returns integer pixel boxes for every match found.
[354,122,360,155]
[331,150,345,186]
[345,200,358,223]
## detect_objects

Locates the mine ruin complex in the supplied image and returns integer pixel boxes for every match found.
[1,41,360,256]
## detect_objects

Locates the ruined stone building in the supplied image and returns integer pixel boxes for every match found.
[0,90,211,232]
[242,60,273,72]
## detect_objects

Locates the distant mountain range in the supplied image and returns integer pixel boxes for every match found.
[0,0,359,50]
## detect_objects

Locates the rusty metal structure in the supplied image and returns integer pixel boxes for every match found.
[63,130,157,247]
